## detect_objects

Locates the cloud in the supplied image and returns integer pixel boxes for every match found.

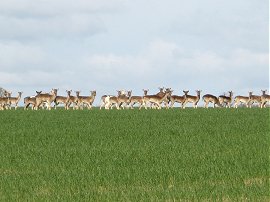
[0,0,127,40]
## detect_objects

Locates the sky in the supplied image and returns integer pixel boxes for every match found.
[0,0,269,105]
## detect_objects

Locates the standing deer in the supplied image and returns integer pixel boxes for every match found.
[202,93,222,108]
[182,90,201,109]
[24,91,42,110]
[79,91,97,110]
[248,92,261,108]
[0,91,11,110]
[146,90,172,109]
[261,90,270,108]
[129,90,147,110]
[170,91,186,108]
[9,92,23,110]
[35,89,58,110]
[218,91,233,108]
[234,92,251,108]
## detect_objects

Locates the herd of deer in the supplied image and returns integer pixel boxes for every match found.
[0,88,269,110]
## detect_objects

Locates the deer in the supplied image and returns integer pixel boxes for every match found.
[182,90,201,109]
[65,90,78,110]
[8,92,23,110]
[0,91,11,110]
[24,91,42,110]
[104,90,123,110]
[35,89,58,110]
[170,91,186,108]
[129,90,147,110]
[202,93,222,108]
[234,92,251,108]
[218,91,233,108]
[78,91,97,110]
[261,90,270,108]
[54,90,71,109]
[248,92,261,108]
[144,90,172,109]
[117,90,132,109]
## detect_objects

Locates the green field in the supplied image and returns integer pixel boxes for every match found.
[0,108,269,201]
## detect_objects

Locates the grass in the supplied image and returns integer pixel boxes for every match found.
[0,108,269,201]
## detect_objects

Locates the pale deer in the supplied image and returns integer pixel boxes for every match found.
[105,91,123,110]
[261,90,270,108]
[79,91,97,109]
[35,89,58,110]
[218,91,233,108]
[234,93,251,108]
[202,94,222,108]
[182,90,201,109]
[8,92,23,110]
[248,92,261,108]
[0,91,11,110]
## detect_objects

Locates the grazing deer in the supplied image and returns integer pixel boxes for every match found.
[248,92,261,108]
[24,91,42,110]
[234,93,251,108]
[202,94,222,108]
[79,91,97,109]
[261,90,270,108]
[170,92,186,108]
[35,89,58,110]
[218,91,233,108]
[182,90,201,109]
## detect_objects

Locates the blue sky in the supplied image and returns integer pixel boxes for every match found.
[0,0,268,103]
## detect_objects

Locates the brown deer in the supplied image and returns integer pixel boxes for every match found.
[170,92,186,108]
[35,89,58,110]
[261,90,270,108]
[54,90,72,109]
[118,90,132,109]
[66,90,78,110]
[218,91,233,108]
[105,90,124,110]
[248,92,261,108]
[182,90,201,109]
[234,92,251,108]
[202,94,222,108]
[146,90,172,109]
[129,90,147,109]
[24,91,42,110]
[79,91,97,109]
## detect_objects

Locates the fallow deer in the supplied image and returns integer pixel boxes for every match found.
[234,93,251,108]
[35,89,58,110]
[129,90,147,110]
[0,91,11,110]
[8,92,23,110]
[202,94,222,108]
[54,90,72,109]
[261,90,270,108]
[78,91,97,109]
[182,90,201,109]
[248,92,261,108]
[118,90,132,109]
[24,91,42,110]
[145,90,172,109]
[170,92,186,108]
[218,91,233,108]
